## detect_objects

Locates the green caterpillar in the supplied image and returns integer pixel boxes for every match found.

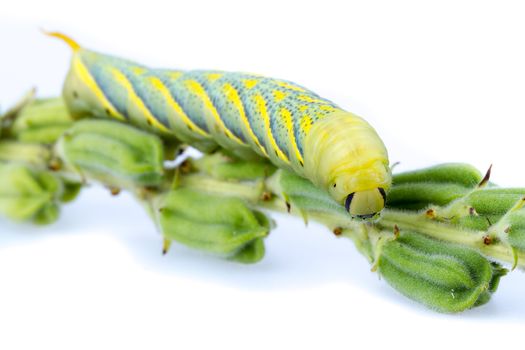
[49,32,391,218]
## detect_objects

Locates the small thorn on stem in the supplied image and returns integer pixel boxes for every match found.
[333,227,343,236]
[48,159,61,171]
[483,235,493,245]
[468,206,478,216]
[504,226,510,234]
[162,239,172,255]
[478,164,493,188]
[393,224,400,239]
[180,160,192,174]
[425,208,436,219]
[108,187,121,196]
[261,191,272,201]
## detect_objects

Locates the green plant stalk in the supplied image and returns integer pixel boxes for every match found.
[2,94,520,312]
[177,172,524,268]
[2,96,522,268]
[379,210,524,267]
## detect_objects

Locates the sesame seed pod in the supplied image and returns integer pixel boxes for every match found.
[507,210,525,251]
[451,189,525,231]
[56,120,165,189]
[10,98,74,144]
[392,163,483,187]
[378,232,506,313]
[193,153,277,181]
[386,182,470,210]
[464,188,525,216]
[59,180,83,203]
[0,163,63,224]
[386,163,482,210]
[271,169,348,218]
[0,141,52,169]
[159,188,270,263]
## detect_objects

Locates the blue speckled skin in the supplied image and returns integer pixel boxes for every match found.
[59,36,391,216]
[65,48,342,174]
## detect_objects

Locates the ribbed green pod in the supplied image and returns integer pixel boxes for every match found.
[273,169,348,217]
[378,232,506,313]
[11,98,73,144]
[56,120,165,189]
[464,188,525,216]
[0,141,52,168]
[387,163,483,210]
[507,210,525,251]
[193,153,277,181]
[0,163,63,224]
[453,189,525,231]
[159,188,270,263]
[392,163,483,187]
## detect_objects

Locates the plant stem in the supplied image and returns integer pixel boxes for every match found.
[178,173,524,268]
[380,210,524,267]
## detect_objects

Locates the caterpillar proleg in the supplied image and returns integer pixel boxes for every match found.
[49,32,391,218]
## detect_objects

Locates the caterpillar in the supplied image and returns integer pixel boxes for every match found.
[48,32,392,219]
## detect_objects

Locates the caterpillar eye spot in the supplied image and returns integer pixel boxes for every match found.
[378,187,387,203]
[333,183,336,188]
[344,192,355,212]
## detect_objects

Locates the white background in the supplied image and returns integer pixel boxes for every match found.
[1,1,525,349]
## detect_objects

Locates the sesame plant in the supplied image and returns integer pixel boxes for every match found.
[1,91,524,313]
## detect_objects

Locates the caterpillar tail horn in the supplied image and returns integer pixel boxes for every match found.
[42,30,80,52]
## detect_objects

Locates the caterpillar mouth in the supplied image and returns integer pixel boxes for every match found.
[345,187,387,218]
[354,213,376,220]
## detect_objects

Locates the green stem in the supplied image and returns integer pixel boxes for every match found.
[380,210,524,267]
[177,172,524,268]
[3,94,523,269]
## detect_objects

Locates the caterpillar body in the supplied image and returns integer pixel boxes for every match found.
[49,32,391,218]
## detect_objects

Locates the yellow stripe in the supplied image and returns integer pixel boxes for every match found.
[110,68,170,132]
[272,90,287,102]
[184,79,244,144]
[131,66,147,75]
[166,71,184,80]
[148,77,208,137]
[300,115,313,134]
[242,79,259,89]
[297,94,327,104]
[254,94,289,163]
[320,105,336,112]
[73,57,125,121]
[206,73,223,82]
[281,107,303,164]
[222,83,268,156]
[276,81,305,92]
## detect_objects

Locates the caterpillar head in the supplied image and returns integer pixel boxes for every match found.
[303,111,391,219]
[344,188,387,219]
[329,161,391,219]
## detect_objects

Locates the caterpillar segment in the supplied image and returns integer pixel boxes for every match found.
[48,32,392,218]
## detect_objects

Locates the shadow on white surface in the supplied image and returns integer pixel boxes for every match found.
[0,185,523,322]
